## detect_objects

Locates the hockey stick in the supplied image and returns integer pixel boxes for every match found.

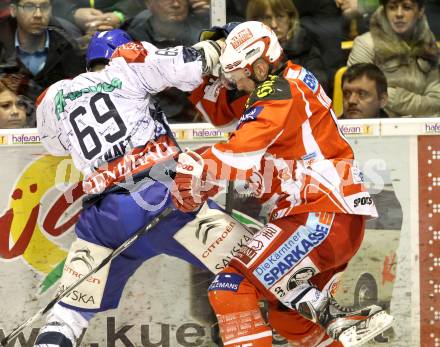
[0,206,174,346]
[224,180,235,214]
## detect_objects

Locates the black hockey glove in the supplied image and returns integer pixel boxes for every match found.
[199,22,241,42]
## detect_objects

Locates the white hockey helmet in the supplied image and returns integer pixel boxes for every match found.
[219,21,283,74]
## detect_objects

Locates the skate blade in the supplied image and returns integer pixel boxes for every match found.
[338,310,394,347]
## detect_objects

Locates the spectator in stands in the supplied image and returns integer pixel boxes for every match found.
[246,0,330,92]
[0,0,85,102]
[125,0,208,46]
[188,0,209,15]
[347,0,440,117]
[292,0,365,95]
[51,0,144,52]
[0,79,29,128]
[294,0,365,30]
[1,0,82,45]
[52,0,143,34]
[341,63,389,118]
[124,0,209,123]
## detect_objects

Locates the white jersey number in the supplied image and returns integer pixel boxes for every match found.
[69,93,127,160]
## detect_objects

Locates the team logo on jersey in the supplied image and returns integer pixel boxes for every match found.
[196,218,222,244]
[301,151,318,167]
[254,223,330,288]
[209,273,244,292]
[299,68,318,93]
[256,76,277,98]
[286,267,315,290]
[238,106,263,128]
[351,166,365,183]
[53,78,123,119]
[246,75,291,108]
[70,247,95,271]
[235,224,281,266]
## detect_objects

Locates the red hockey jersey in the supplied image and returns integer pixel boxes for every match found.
[190,61,378,220]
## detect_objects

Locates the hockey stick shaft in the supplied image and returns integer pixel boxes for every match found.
[0,206,174,346]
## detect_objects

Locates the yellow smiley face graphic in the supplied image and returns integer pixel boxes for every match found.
[0,155,83,291]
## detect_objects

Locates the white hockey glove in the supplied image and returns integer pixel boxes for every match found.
[193,39,226,76]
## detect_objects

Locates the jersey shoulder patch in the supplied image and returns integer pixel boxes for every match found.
[237,105,264,128]
[285,66,319,94]
[36,87,50,107]
[111,41,148,63]
[246,75,291,108]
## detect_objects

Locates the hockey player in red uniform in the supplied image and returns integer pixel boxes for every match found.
[172,21,394,347]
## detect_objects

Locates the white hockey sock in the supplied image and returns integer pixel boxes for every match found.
[48,304,90,339]
[35,304,90,347]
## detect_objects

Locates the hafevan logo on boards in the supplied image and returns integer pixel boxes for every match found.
[425,122,440,133]
[192,128,228,140]
[11,133,41,144]
[340,124,373,135]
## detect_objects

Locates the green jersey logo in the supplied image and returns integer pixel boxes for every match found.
[54,78,122,119]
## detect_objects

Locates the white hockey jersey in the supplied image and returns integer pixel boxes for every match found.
[37,41,203,189]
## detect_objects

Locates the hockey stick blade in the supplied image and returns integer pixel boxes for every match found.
[0,206,174,346]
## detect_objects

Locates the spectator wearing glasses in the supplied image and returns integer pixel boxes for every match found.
[0,0,84,102]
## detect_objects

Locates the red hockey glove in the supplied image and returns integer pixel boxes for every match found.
[171,150,219,212]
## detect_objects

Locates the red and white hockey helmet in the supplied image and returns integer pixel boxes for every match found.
[219,21,283,74]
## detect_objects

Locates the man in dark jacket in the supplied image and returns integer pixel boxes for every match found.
[124,0,208,47]
[123,0,209,123]
[341,63,389,119]
[52,0,144,33]
[0,0,84,102]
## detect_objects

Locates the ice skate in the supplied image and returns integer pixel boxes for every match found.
[34,321,78,347]
[317,298,394,347]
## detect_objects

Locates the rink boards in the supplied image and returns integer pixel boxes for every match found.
[0,118,438,347]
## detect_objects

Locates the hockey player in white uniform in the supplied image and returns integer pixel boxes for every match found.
[32,29,239,347]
